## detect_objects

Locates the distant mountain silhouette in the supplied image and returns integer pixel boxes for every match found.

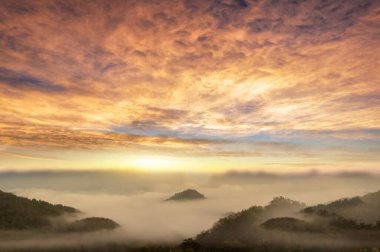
[195,191,380,249]
[260,191,380,234]
[66,217,120,232]
[303,190,380,224]
[166,189,206,201]
[0,189,119,232]
[196,196,305,246]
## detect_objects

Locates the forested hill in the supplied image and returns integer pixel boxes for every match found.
[166,189,206,201]
[195,191,380,250]
[0,189,78,230]
[303,190,380,224]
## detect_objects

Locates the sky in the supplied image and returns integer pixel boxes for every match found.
[0,0,379,173]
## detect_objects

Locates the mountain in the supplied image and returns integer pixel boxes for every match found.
[0,189,119,232]
[66,217,120,232]
[264,191,380,234]
[303,190,380,224]
[194,191,380,250]
[196,196,306,246]
[166,189,206,201]
[362,190,380,206]
[261,217,318,232]
[0,189,78,230]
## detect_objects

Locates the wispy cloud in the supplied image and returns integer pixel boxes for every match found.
[0,67,66,92]
[0,0,379,171]
[0,150,64,162]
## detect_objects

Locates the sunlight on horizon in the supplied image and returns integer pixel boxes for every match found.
[128,155,181,172]
[0,0,379,174]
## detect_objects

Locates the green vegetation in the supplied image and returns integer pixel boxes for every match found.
[0,189,119,233]
[66,217,120,232]
[261,217,318,232]
[195,197,306,247]
[1,189,380,251]
[194,191,380,250]
[303,191,380,224]
[166,189,206,201]
[0,189,78,230]
[196,206,264,246]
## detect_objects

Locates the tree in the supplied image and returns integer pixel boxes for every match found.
[180,238,200,252]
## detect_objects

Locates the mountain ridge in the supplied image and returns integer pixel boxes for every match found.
[194,190,380,249]
[0,189,119,232]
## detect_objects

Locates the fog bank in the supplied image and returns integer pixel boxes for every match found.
[0,170,379,249]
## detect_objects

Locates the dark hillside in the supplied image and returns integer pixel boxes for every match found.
[166,189,206,201]
[0,190,78,230]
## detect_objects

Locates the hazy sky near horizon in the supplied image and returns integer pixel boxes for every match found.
[0,0,379,173]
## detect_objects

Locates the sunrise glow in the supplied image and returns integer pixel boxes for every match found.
[0,0,379,173]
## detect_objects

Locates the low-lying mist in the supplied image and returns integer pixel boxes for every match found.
[0,170,379,250]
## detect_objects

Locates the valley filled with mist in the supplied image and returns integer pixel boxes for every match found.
[1,170,379,252]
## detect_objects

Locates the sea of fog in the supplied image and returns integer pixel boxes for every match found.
[0,170,379,248]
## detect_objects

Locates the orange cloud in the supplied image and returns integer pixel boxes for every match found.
[0,0,379,171]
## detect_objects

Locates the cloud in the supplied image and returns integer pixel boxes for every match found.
[284,128,380,140]
[0,150,64,161]
[0,67,66,93]
[1,170,379,248]
[0,121,308,159]
[0,0,379,171]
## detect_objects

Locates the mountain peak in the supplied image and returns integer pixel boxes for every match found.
[166,189,206,201]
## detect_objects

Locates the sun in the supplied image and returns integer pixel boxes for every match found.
[129,155,178,172]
